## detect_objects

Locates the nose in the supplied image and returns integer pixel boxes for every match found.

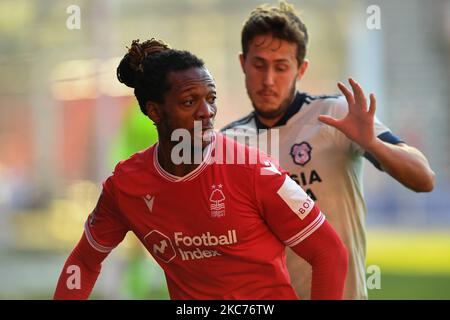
[196,99,215,121]
[263,67,275,86]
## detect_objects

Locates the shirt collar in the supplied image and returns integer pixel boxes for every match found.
[254,91,308,130]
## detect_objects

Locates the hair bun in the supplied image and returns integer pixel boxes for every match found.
[117,38,171,89]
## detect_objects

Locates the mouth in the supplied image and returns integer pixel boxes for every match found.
[201,122,214,130]
[190,126,214,138]
[257,90,277,98]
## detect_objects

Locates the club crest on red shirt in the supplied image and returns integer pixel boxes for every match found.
[210,184,225,218]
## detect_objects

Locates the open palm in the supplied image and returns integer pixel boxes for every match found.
[318,78,377,150]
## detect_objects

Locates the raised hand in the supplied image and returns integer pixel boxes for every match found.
[318,78,377,150]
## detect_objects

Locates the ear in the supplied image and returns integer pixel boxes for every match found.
[296,59,309,81]
[239,53,246,73]
[146,101,161,124]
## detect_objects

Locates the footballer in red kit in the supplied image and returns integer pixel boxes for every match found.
[84,133,327,299]
[53,38,348,300]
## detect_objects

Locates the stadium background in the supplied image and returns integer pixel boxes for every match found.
[0,0,449,299]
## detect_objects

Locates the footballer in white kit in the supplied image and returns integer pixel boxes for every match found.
[222,91,403,299]
[229,0,434,300]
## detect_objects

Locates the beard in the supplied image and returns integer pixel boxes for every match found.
[253,101,289,119]
[251,80,297,120]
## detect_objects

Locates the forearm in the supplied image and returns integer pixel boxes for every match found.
[54,233,109,300]
[366,140,435,192]
[292,220,348,300]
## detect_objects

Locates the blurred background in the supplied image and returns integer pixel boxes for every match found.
[0,0,449,299]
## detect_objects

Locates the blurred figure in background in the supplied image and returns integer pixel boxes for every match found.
[109,105,159,169]
[222,1,435,299]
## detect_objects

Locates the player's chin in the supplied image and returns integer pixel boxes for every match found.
[255,92,279,102]
[189,136,213,151]
[190,128,214,144]
[254,104,283,119]
[253,96,280,109]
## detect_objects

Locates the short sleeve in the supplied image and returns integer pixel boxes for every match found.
[254,155,326,248]
[352,117,405,170]
[84,175,129,253]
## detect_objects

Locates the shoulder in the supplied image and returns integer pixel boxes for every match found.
[214,133,264,169]
[111,145,154,180]
[305,93,347,116]
[102,145,156,197]
[214,133,284,177]
[220,112,255,132]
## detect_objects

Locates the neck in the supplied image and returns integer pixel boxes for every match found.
[256,114,284,128]
[157,140,206,177]
[256,93,297,128]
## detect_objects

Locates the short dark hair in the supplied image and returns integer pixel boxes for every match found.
[241,1,308,66]
[117,38,204,115]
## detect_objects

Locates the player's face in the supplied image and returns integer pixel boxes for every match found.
[152,67,217,147]
[240,34,306,120]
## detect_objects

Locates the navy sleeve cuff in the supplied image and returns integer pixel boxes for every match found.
[364,131,404,171]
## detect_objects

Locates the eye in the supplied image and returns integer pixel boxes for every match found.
[275,64,288,72]
[183,99,195,107]
[207,95,217,104]
[252,61,265,69]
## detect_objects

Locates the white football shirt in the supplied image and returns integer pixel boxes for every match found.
[222,92,402,299]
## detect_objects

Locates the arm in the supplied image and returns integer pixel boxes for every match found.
[54,174,129,299]
[291,219,348,300]
[256,158,348,300]
[365,141,434,192]
[54,233,109,300]
[318,78,435,192]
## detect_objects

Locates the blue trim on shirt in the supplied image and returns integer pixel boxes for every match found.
[364,131,404,170]
[220,112,254,132]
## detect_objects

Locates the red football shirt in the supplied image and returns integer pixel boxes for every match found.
[84,132,325,299]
